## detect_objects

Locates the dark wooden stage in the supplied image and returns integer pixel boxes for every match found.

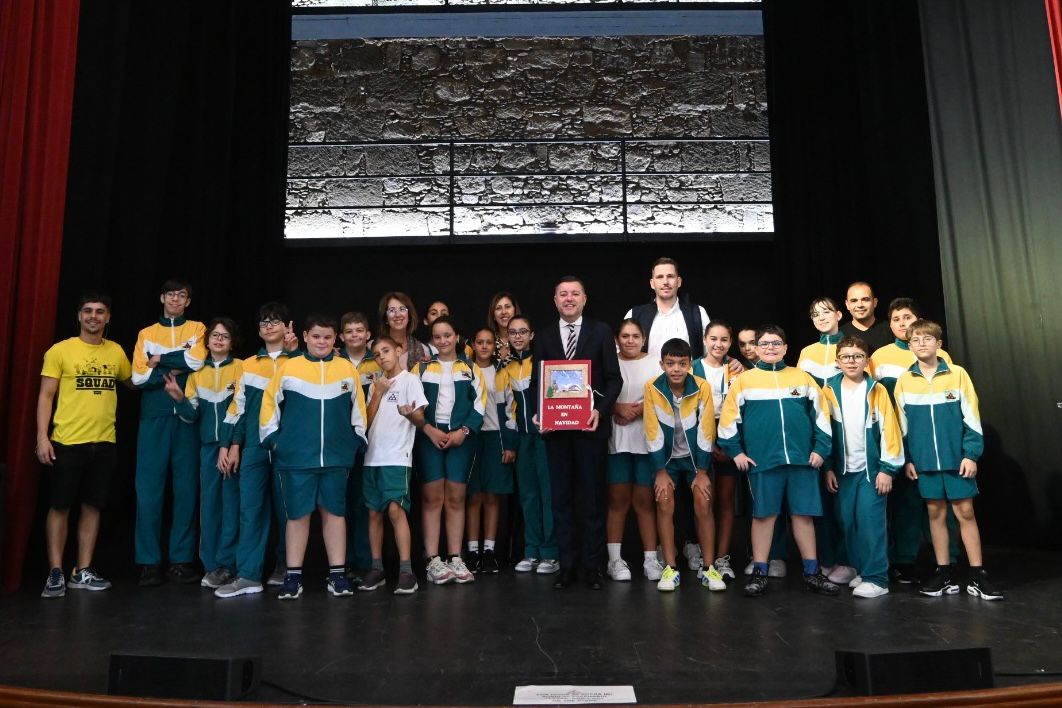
[2,546,1060,706]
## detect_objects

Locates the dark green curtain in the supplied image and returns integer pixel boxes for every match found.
[920,0,1062,546]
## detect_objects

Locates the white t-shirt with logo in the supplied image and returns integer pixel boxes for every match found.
[365,370,429,468]
[479,365,501,432]
[434,359,456,425]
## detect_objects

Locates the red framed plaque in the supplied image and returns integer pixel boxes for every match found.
[539,360,593,432]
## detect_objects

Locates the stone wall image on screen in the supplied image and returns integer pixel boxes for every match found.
[287,36,771,240]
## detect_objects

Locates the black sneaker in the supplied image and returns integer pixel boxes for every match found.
[891,563,919,584]
[166,563,201,584]
[466,550,481,574]
[744,569,768,597]
[966,568,1004,601]
[803,572,840,596]
[394,571,418,595]
[138,564,165,587]
[278,573,303,600]
[480,548,500,574]
[920,566,959,597]
[358,568,386,591]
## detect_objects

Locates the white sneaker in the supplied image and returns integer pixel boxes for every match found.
[514,557,538,573]
[449,556,475,584]
[657,565,681,592]
[743,560,755,576]
[713,555,736,580]
[682,542,703,571]
[266,566,286,586]
[643,557,664,581]
[426,556,455,584]
[607,559,632,581]
[699,566,727,591]
[848,575,863,589]
[768,559,787,578]
[828,565,858,585]
[853,581,889,598]
[214,577,264,598]
[536,559,560,575]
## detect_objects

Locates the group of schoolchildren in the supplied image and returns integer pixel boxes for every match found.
[41,274,1003,603]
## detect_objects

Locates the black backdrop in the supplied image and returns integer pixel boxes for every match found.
[49,0,958,577]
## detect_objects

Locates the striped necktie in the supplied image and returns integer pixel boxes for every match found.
[564,323,577,359]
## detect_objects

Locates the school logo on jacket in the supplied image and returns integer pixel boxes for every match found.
[460,370,473,380]
[341,382,350,392]
[790,388,801,396]
[226,383,236,392]
[945,391,957,401]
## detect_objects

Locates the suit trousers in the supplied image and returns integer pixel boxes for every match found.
[545,431,606,571]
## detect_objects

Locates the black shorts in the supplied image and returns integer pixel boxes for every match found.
[49,442,117,511]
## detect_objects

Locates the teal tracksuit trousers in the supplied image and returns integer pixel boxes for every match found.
[837,470,888,587]
[515,433,557,560]
[199,442,238,572]
[135,416,200,565]
[234,446,272,582]
[345,451,372,570]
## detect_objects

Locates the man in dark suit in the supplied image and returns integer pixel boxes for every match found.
[530,276,622,589]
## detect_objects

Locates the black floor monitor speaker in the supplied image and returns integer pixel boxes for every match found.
[108,653,262,700]
[835,647,993,696]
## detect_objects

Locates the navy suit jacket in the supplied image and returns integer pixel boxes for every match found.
[530,317,622,440]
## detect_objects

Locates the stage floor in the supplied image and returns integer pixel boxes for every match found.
[2,547,1060,705]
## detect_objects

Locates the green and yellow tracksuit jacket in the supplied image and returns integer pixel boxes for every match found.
[798,332,843,387]
[718,361,832,471]
[177,356,242,445]
[642,373,716,472]
[821,373,904,479]
[502,349,536,441]
[259,352,368,471]
[416,355,486,432]
[893,360,983,472]
[132,316,207,419]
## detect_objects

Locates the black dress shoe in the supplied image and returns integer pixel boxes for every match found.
[585,569,604,590]
[138,564,164,587]
[553,568,578,589]
[166,563,201,584]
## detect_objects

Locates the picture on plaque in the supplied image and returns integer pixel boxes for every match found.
[539,360,593,432]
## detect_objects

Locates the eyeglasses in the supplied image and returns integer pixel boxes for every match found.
[838,353,866,362]
[756,340,785,348]
[386,307,409,316]
[908,336,937,345]
[259,318,283,328]
[507,328,530,337]
[209,332,232,341]
[164,291,189,300]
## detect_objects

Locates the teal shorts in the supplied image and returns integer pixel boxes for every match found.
[416,423,477,484]
[664,456,704,488]
[363,465,412,512]
[468,434,514,495]
[748,465,823,518]
[607,452,654,487]
[279,466,349,520]
[917,469,979,501]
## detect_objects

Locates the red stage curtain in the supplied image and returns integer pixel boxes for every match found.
[0,0,81,591]
[1049,0,1062,115]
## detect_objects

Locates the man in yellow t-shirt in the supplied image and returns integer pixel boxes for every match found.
[36,293,132,598]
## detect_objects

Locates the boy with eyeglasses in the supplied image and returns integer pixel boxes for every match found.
[132,279,207,587]
[821,336,903,598]
[213,303,300,598]
[718,325,839,597]
[893,320,1001,600]
[869,298,958,584]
